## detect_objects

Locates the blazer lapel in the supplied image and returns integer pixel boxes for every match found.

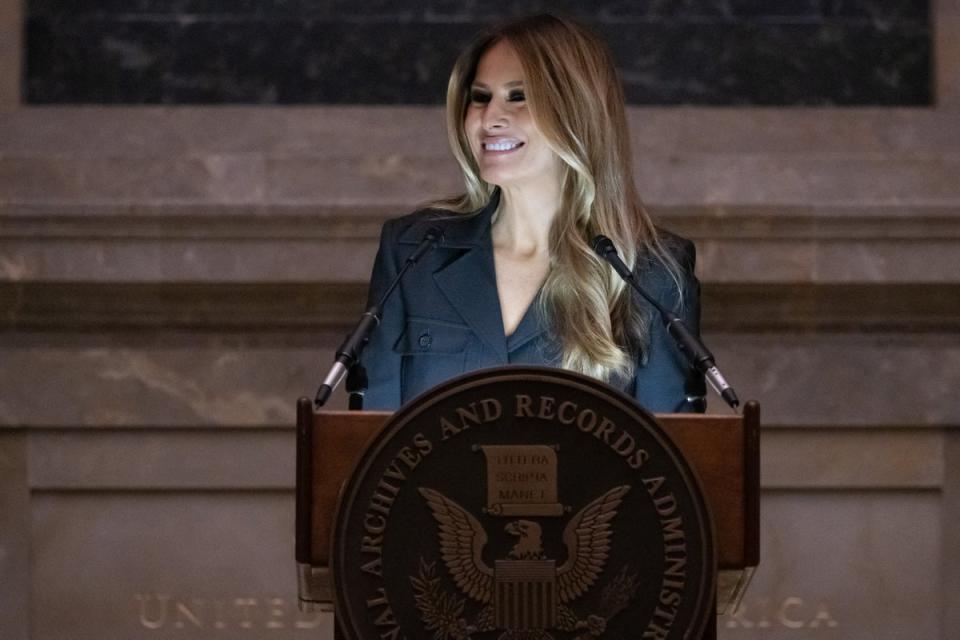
[398,191,510,363]
[434,247,509,363]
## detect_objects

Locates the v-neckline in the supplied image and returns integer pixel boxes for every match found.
[504,289,544,351]
[486,231,546,349]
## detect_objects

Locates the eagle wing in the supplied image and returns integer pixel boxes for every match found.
[556,484,631,603]
[418,487,494,603]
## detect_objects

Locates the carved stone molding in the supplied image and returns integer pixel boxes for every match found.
[3,203,959,241]
[3,281,958,334]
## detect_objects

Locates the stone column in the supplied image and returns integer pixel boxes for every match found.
[944,431,960,632]
[937,0,960,108]
[937,0,960,623]
[0,0,21,108]
[0,432,29,640]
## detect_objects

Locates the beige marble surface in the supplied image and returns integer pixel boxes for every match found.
[1,108,959,209]
[1,330,958,429]
[721,492,942,639]
[29,492,331,640]
[1,2,959,638]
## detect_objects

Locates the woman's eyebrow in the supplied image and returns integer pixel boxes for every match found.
[471,80,524,89]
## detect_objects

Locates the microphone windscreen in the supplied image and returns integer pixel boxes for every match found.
[593,234,616,257]
[424,226,444,245]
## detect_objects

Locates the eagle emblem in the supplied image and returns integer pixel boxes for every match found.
[412,485,640,640]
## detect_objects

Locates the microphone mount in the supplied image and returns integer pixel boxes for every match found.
[314,226,443,408]
[593,234,740,410]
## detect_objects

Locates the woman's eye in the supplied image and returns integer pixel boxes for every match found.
[470,91,491,104]
[508,90,526,102]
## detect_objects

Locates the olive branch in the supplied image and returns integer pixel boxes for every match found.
[599,566,640,618]
[572,566,641,640]
[410,558,472,640]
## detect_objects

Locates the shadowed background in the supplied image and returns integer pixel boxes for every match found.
[1,1,958,638]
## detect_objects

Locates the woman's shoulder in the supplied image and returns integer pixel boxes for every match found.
[630,228,698,308]
[654,227,696,270]
[377,206,458,245]
[632,227,696,278]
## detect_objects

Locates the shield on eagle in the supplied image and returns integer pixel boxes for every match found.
[494,560,557,629]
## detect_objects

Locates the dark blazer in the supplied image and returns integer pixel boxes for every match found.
[359,193,707,413]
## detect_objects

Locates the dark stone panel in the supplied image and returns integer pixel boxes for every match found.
[27,1,929,21]
[25,19,474,103]
[27,1,334,18]
[725,1,827,18]
[325,1,584,23]
[596,0,826,20]
[828,0,929,20]
[603,21,930,105]
[24,2,931,105]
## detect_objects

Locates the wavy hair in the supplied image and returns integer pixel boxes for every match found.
[436,14,683,382]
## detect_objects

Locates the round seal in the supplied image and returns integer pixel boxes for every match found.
[332,366,715,639]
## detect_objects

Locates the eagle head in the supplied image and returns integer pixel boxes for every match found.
[505,520,545,559]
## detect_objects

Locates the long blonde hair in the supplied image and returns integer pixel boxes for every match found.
[438,14,682,382]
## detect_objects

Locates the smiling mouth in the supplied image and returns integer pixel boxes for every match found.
[483,141,524,152]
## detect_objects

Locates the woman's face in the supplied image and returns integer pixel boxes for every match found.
[464,40,561,191]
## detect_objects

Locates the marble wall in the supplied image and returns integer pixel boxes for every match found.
[24,0,931,104]
[2,0,960,639]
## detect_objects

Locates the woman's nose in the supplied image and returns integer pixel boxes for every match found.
[482,99,508,130]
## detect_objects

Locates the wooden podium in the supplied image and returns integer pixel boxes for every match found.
[296,393,759,638]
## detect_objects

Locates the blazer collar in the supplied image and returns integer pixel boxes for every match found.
[397,189,501,249]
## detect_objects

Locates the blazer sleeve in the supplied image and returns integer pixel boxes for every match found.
[632,237,707,414]
[358,219,404,410]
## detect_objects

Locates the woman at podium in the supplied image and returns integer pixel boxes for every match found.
[359,14,706,413]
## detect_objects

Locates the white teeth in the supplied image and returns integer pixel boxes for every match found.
[485,142,521,151]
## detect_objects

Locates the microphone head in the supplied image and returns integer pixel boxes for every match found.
[424,226,444,245]
[592,234,616,257]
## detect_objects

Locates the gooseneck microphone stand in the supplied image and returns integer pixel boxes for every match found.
[314,226,443,408]
[593,234,740,411]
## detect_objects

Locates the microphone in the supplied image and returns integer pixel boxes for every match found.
[314,226,443,407]
[593,234,740,410]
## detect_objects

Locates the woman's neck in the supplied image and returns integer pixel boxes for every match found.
[492,182,561,256]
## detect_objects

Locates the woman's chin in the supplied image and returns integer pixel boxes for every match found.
[479,168,523,187]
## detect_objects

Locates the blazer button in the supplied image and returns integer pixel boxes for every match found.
[418,333,432,350]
